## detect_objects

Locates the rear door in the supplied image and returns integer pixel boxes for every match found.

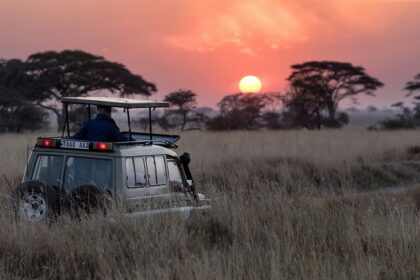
[124,155,171,213]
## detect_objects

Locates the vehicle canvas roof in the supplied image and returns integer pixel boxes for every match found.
[61,96,170,109]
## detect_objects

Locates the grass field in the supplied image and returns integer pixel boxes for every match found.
[2,130,420,279]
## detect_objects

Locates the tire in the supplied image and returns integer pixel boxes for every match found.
[12,180,60,222]
[68,184,112,217]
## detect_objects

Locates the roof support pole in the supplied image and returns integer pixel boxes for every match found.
[61,110,66,138]
[65,103,70,137]
[149,107,152,141]
[126,108,132,140]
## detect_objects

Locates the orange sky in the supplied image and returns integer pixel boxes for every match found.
[0,0,419,108]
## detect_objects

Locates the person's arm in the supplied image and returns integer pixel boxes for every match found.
[70,122,88,140]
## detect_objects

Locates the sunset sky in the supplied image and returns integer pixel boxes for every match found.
[0,0,419,108]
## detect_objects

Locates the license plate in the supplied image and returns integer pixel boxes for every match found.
[60,140,90,150]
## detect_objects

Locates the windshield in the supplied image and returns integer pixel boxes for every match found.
[32,155,63,187]
[63,157,113,191]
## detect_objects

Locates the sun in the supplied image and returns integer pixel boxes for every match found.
[239,75,262,94]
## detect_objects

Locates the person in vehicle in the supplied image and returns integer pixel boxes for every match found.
[71,105,129,142]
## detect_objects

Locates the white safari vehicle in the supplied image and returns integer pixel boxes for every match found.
[12,97,211,222]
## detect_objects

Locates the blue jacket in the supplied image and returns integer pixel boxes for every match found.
[71,114,129,142]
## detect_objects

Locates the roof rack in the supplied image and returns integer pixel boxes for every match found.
[60,97,170,142]
[61,97,169,109]
[114,140,178,149]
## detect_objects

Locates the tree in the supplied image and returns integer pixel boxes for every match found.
[12,106,49,133]
[26,50,157,130]
[405,73,420,93]
[207,93,277,130]
[163,89,197,131]
[287,61,383,126]
[379,102,416,130]
[379,73,420,130]
[0,59,49,132]
[282,85,325,129]
[262,111,283,129]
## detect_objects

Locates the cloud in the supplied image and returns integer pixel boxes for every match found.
[160,0,419,56]
[162,0,314,55]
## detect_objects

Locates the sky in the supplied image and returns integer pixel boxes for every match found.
[0,0,419,109]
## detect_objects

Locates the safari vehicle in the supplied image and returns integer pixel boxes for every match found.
[12,97,211,222]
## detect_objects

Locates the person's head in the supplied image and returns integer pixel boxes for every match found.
[97,105,112,117]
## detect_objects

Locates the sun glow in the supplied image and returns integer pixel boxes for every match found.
[239,75,262,93]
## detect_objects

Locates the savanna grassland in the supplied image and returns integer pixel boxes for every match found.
[2,130,420,279]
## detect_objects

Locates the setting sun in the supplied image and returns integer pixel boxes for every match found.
[239,75,262,94]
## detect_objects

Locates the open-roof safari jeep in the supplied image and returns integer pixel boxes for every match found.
[12,97,211,222]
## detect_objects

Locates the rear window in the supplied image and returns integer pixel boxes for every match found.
[63,157,113,191]
[32,155,63,187]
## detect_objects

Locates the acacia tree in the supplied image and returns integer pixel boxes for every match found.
[163,89,197,131]
[283,84,325,129]
[26,50,157,130]
[0,59,48,132]
[287,61,383,126]
[207,93,278,130]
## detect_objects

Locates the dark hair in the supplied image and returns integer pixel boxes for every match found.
[97,105,111,115]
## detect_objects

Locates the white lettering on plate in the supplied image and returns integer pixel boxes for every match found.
[60,140,90,150]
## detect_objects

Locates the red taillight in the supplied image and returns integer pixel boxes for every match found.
[92,142,113,152]
[37,138,57,148]
[42,139,52,147]
[97,142,107,150]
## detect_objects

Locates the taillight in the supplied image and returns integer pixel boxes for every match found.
[37,138,58,148]
[92,142,113,151]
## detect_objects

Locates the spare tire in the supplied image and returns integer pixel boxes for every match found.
[69,184,112,216]
[12,180,60,222]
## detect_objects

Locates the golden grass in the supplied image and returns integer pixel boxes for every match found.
[2,130,420,279]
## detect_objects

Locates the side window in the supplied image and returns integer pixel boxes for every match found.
[167,159,183,191]
[134,157,147,185]
[146,157,157,185]
[125,158,135,187]
[146,156,167,186]
[155,156,167,185]
[167,160,182,182]
[32,155,63,187]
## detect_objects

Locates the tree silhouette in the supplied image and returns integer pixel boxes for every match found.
[405,74,420,93]
[0,59,48,132]
[26,50,157,130]
[163,89,197,131]
[287,61,383,126]
[283,86,325,129]
[207,93,277,130]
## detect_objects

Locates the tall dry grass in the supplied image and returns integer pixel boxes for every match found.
[1,130,420,279]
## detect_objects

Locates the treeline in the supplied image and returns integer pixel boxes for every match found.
[0,49,419,132]
[153,61,398,131]
[0,50,155,132]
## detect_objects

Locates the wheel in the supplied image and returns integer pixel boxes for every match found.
[68,184,112,216]
[12,180,60,222]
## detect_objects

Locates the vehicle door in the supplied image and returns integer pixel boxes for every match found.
[124,155,171,213]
